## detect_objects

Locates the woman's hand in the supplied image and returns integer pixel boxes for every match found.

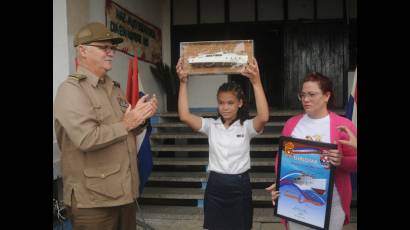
[176,57,188,83]
[265,183,280,206]
[322,148,343,166]
[337,125,357,149]
[241,57,261,85]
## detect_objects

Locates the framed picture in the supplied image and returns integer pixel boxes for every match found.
[274,136,337,230]
[179,40,254,75]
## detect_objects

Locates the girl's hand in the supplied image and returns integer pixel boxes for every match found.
[176,57,189,83]
[265,183,280,206]
[241,57,261,84]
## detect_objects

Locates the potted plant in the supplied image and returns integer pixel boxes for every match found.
[150,62,179,111]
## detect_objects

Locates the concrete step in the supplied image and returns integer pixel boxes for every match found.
[149,171,275,183]
[138,205,278,223]
[138,205,357,223]
[137,205,356,230]
[136,219,286,230]
[155,109,345,118]
[152,121,286,128]
[151,131,281,139]
[151,144,278,152]
[141,187,271,201]
[153,157,274,166]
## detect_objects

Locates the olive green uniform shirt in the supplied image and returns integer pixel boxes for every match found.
[54,66,140,208]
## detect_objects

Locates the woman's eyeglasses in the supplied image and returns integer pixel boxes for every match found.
[297,92,322,101]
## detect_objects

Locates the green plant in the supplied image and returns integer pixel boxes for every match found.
[150,62,179,111]
[150,62,178,96]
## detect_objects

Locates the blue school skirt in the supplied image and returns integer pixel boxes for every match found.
[203,170,253,230]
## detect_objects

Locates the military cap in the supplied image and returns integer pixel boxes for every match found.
[74,22,123,47]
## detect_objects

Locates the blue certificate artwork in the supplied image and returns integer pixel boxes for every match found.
[274,136,336,230]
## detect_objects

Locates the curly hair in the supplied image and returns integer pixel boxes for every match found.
[217,81,250,125]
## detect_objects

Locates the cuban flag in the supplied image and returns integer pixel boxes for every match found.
[345,68,357,126]
[126,56,153,194]
[345,67,357,192]
[126,56,139,108]
[136,91,153,194]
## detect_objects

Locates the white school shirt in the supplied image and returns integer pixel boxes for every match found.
[199,117,261,174]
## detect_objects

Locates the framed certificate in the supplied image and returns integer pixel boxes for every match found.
[274,136,337,230]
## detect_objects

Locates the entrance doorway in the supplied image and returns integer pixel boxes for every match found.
[228,24,283,109]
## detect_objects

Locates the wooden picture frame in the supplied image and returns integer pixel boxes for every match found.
[180,40,254,75]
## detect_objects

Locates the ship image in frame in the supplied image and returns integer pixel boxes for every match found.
[280,172,327,207]
[294,174,326,195]
[180,40,253,75]
[188,51,248,67]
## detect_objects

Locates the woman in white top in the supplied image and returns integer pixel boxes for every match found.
[176,57,269,230]
[266,72,357,230]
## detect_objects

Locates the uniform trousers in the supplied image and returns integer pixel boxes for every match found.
[67,194,137,230]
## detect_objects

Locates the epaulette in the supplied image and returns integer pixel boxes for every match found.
[68,74,87,81]
[113,80,121,88]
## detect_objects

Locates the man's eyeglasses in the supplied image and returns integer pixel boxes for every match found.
[297,92,322,101]
[84,44,118,53]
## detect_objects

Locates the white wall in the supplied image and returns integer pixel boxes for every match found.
[53,0,70,179]
[53,1,70,102]
[66,0,89,76]
[188,75,228,108]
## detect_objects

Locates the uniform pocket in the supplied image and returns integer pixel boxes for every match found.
[83,164,124,199]
[93,105,112,123]
[117,96,129,114]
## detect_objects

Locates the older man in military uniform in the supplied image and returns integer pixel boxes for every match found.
[54,22,158,230]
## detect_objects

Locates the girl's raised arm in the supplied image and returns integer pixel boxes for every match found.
[241,57,269,132]
[176,58,202,131]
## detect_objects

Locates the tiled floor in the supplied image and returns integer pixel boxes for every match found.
[258,223,357,230]
[138,220,357,230]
